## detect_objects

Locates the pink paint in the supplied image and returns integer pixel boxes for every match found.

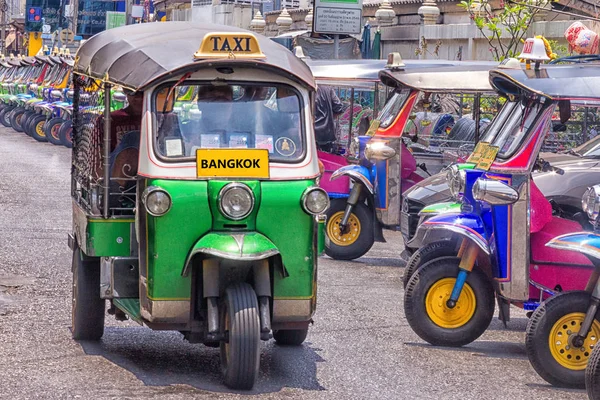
[318,151,350,194]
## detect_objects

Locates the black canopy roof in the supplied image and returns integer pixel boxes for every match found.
[379,61,497,93]
[74,22,315,91]
[490,64,600,100]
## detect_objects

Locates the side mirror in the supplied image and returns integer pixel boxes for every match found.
[113,92,127,102]
[472,178,519,205]
[364,141,396,161]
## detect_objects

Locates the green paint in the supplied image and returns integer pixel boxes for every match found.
[188,232,278,259]
[86,220,133,257]
[257,180,316,298]
[145,179,212,300]
[457,163,476,170]
[113,298,142,324]
[420,201,461,215]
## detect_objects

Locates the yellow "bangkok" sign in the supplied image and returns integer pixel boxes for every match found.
[196,149,270,178]
[194,33,265,59]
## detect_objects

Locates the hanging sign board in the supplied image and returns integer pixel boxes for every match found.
[313,0,363,35]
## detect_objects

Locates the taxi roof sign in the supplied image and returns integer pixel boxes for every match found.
[194,32,266,60]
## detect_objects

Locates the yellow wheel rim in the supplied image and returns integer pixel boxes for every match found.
[36,122,45,137]
[425,278,477,329]
[327,211,361,247]
[548,313,600,370]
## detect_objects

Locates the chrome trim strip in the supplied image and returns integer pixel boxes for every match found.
[546,240,600,261]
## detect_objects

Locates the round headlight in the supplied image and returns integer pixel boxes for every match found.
[447,165,465,199]
[142,187,172,217]
[582,186,600,220]
[219,183,254,220]
[302,187,330,215]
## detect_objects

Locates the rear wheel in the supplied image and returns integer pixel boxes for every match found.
[21,111,35,136]
[402,240,457,289]
[404,257,495,346]
[45,118,64,145]
[325,198,374,260]
[0,106,14,127]
[274,329,309,346]
[59,120,73,148]
[220,283,260,390]
[71,243,105,340]
[30,115,48,142]
[9,107,25,132]
[526,291,600,388]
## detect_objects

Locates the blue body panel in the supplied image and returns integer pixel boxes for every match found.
[423,212,489,245]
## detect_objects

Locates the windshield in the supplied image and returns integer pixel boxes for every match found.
[378,89,411,128]
[154,82,304,162]
[480,99,547,159]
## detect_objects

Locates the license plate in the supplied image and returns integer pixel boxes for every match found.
[196,148,270,179]
[400,212,410,236]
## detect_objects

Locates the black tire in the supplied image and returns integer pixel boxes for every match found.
[9,107,25,132]
[220,283,260,390]
[71,243,105,340]
[526,291,600,388]
[45,118,64,145]
[59,120,73,148]
[402,240,457,289]
[324,198,374,260]
[21,111,35,136]
[404,256,495,347]
[447,117,476,144]
[587,343,600,399]
[274,329,309,346]
[0,106,14,127]
[30,115,48,142]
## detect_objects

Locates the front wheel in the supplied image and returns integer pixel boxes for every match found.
[402,240,457,289]
[404,256,495,347]
[45,118,64,145]
[587,341,600,398]
[9,107,25,132]
[0,106,14,127]
[59,120,73,148]
[71,243,105,340]
[220,283,260,390]
[274,329,308,346]
[30,115,48,142]
[325,198,374,260]
[526,291,600,388]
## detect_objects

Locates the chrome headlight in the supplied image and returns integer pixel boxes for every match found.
[142,186,172,217]
[446,165,465,199]
[472,178,518,205]
[582,186,600,220]
[364,141,396,161]
[219,183,254,220]
[302,187,330,215]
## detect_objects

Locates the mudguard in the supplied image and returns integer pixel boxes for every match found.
[330,164,374,194]
[419,201,462,217]
[416,212,490,255]
[546,232,600,261]
[181,232,280,276]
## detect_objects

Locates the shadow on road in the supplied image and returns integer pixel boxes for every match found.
[79,326,326,395]
[404,339,527,360]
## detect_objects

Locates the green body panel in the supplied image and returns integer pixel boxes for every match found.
[86,220,133,256]
[256,180,316,299]
[420,201,461,215]
[144,178,316,301]
[189,232,278,259]
[113,298,142,324]
[145,179,212,300]
[207,180,261,230]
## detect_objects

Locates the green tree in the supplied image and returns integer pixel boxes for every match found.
[458,0,547,61]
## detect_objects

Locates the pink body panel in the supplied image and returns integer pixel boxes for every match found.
[529,217,593,300]
[318,151,350,194]
[530,181,553,234]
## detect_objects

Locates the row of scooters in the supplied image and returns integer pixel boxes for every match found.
[0,48,126,146]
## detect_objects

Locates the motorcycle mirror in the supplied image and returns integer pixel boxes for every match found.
[558,100,571,123]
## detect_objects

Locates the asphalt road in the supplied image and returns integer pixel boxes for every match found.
[0,127,588,399]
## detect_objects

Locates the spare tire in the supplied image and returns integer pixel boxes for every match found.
[447,117,476,145]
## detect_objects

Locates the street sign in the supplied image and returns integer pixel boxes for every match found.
[27,7,42,23]
[314,0,362,35]
[106,11,126,30]
[60,29,74,43]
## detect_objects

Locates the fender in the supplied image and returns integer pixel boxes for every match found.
[330,165,374,194]
[181,232,280,277]
[419,201,462,217]
[415,212,490,255]
[546,232,600,260]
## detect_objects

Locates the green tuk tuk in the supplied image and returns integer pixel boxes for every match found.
[69,22,328,390]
